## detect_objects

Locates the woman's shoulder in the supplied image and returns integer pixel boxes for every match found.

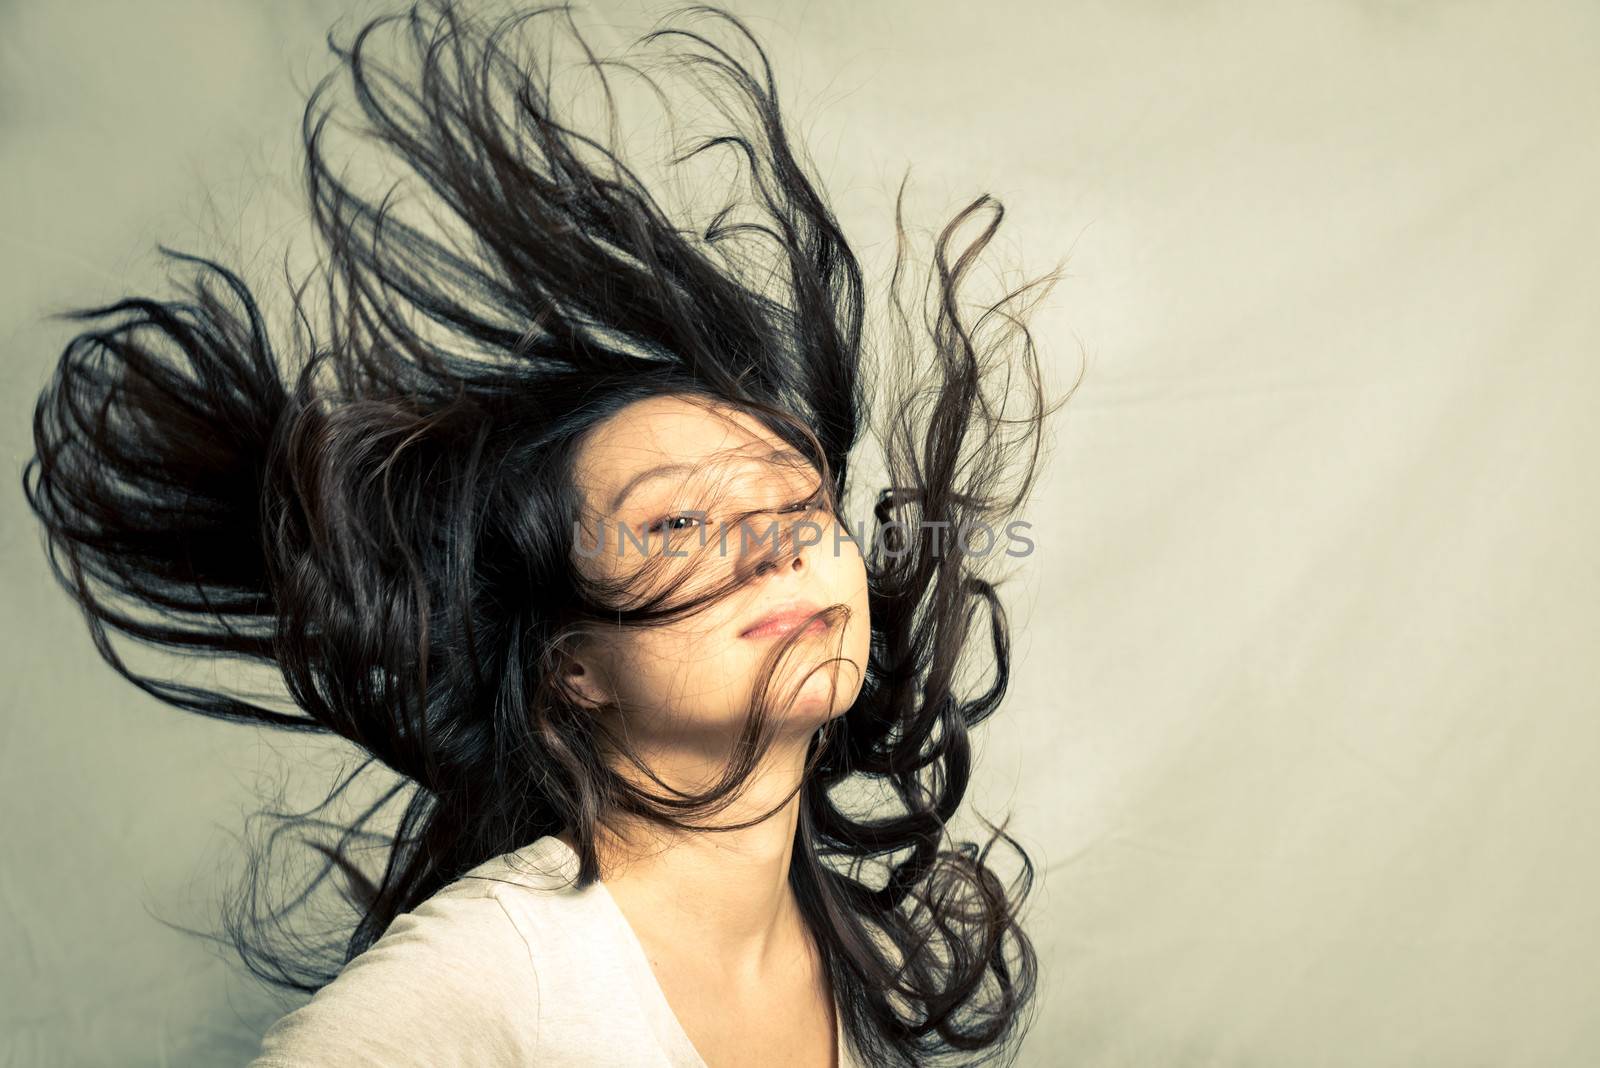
[455,834,616,936]
[248,836,601,1067]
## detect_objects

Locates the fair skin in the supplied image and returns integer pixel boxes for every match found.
[557,393,871,1068]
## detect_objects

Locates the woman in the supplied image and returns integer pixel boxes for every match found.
[21,1,1073,1064]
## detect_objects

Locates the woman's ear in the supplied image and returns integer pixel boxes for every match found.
[556,641,612,711]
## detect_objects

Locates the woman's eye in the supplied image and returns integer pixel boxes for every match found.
[648,513,703,534]
[786,490,833,516]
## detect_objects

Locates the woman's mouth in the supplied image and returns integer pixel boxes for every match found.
[739,601,830,640]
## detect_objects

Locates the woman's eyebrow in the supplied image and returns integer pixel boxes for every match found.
[607,448,811,511]
[609,462,694,510]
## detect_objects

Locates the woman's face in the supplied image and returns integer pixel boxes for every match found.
[564,394,870,762]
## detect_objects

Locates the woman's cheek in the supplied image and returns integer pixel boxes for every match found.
[613,627,753,725]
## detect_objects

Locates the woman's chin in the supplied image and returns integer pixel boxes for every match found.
[776,674,855,733]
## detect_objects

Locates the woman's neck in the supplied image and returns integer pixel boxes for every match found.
[588,741,812,975]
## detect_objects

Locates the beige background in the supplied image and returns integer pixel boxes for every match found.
[3,1,1597,1065]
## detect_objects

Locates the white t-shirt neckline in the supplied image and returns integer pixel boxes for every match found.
[518,834,850,1068]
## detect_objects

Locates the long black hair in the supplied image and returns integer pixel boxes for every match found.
[20,2,1078,1064]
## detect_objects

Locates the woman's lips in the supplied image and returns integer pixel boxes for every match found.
[739,601,829,639]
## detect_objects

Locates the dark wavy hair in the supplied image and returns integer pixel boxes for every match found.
[20,2,1077,1064]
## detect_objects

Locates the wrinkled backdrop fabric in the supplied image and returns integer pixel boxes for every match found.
[1,1,1595,1065]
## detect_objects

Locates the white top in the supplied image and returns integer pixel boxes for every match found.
[249,835,858,1067]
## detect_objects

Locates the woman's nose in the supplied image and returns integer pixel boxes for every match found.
[754,542,806,578]
[739,503,816,583]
